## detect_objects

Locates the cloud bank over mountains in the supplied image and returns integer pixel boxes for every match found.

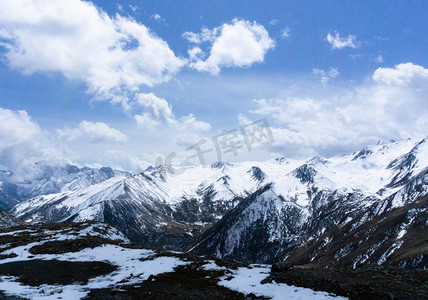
[249,63,428,157]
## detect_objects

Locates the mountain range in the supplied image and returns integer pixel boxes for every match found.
[2,138,428,268]
[0,163,129,210]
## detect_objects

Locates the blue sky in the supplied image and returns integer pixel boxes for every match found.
[1,0,428,177]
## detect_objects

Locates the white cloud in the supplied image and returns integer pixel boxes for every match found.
[269,19,279,26]
[183,27,219,44]
[58,121,127,143]
[312,67,339,85]
[326,31,358,49]
[136,93,174,121]
[187,46,205,61]
[0,109,41,146]
[184,19,275,75]
[129,5,139,13]
[151,14,165,23]
[281,27,290,38]
[179,114,212,131]
[373,62,428,86]
[251,63,428,157]
[0,0,185,109]
[375,54,384,63]
[0,108,64,181]
[134,92,174,129]
[134,93,211,131]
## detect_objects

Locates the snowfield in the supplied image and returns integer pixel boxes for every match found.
[219,265,347,300]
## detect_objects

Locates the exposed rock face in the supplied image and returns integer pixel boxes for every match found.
[0,209,23,228]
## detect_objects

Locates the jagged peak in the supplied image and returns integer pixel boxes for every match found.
[247,166,266,182]
[216,175,231,186]
[307,156,329,166]
[274,157,287,164]
[143,165,155,172]
[351,147,374,161]
[291,164,318,184]
[386,138,427,171]
[210,161,233,169]
[150,164,177,181]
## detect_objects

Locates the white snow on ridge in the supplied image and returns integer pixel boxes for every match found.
[13,137,428,225]
[0,244,185,299]
[219,265,347,300]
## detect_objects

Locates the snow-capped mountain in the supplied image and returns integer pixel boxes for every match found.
[0,163,130,210]
[11,138,428,266]
[191,138,428,266]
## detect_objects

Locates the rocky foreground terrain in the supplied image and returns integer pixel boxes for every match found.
[0,222,347,300]
[0,222,426,299]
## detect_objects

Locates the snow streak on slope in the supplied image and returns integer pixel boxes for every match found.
[219,265,347,300]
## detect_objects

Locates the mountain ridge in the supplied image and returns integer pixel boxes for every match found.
[7,137,428,267]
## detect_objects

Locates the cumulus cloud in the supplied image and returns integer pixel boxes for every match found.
[184,19,275,75]
[0,108,64,181]
[0,0,185,109]
[251,63,428,157]
[0,109,41,146]
[134,93,211,131]
[58,121,127,143]
[326,31,358,49]
[312,67,339,86]
[134,93,174,128]
[373,62,428,86]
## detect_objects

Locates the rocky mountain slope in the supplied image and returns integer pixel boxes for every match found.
[9,138,428,267]
[0,209,23,229]
[191,139,428,265]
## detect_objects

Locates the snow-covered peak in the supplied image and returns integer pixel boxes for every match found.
[0,163,130,210]
[14,137,428,218]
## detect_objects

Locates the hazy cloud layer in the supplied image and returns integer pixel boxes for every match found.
[312,68,339,86]
[134,93,211,131]
[0,108,64,181]
[58,121,128,143]
[251,63,428,157]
